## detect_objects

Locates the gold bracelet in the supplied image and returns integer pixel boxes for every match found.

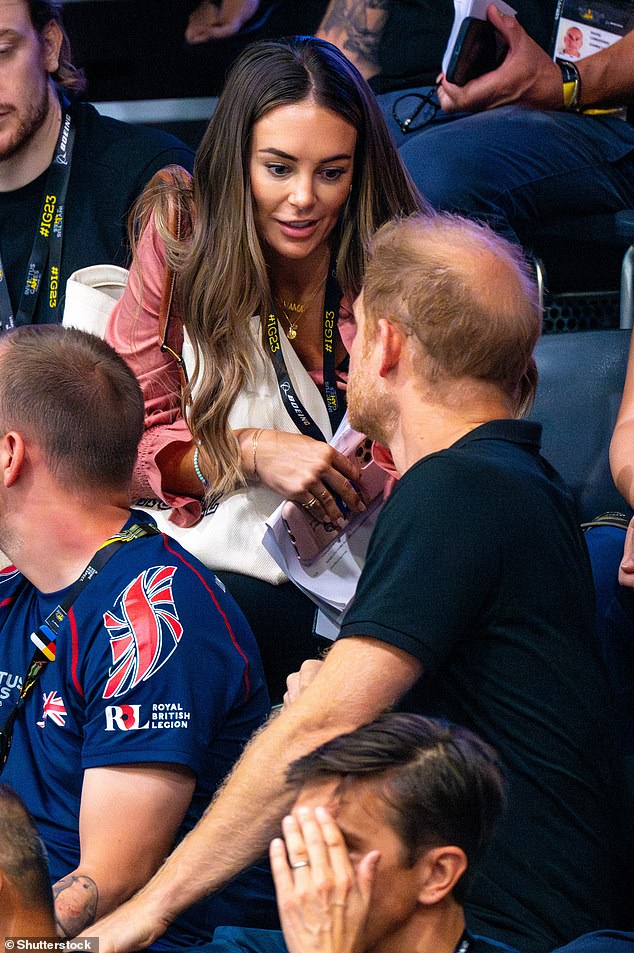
[252,428,263,481]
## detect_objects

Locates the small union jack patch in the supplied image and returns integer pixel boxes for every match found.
[37,690,67,728]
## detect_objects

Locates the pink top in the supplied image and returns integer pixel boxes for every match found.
[106,218,201,526]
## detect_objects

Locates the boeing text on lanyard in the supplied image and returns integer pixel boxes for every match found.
[0,109,75,333]
[265,265,344,442]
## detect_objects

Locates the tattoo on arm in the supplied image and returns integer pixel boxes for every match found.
[53,874,99,938]
[319,0,389,75]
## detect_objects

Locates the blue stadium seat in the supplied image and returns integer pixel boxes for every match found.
[530,328,632,521]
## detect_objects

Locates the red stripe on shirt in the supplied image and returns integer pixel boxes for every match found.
[69,608,84,698]
[161,535,251,699]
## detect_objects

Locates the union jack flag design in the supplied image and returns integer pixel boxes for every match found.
[37,690,67,728]
[103,566,183,699]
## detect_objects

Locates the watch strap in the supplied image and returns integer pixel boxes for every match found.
[557,59,582,111]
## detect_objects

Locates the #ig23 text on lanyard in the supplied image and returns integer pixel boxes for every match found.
[0,108,75,332]
[265,264,344,442]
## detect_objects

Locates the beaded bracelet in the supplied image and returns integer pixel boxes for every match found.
[193,446,210,490]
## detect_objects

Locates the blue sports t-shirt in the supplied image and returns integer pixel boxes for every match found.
[0,512,276,946]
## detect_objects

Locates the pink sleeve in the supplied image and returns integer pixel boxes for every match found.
[105,216,201,526]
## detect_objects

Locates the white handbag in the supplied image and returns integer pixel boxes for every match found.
[63,264,129,336]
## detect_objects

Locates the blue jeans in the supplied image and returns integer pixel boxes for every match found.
[378,89,634,243]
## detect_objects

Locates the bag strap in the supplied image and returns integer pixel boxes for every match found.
[0,521,160,774]
[148,165,193,397]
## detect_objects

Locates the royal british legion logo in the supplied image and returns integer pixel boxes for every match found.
[102,566,183,699]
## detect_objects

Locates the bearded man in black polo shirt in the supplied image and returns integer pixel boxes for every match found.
[88,213,619,953]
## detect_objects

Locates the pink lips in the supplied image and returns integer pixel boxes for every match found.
[276,219,319,239]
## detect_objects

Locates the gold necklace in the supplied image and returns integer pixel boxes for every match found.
[277,272,328,341]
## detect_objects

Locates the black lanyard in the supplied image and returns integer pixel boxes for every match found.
[0,109,75,333]
[0,520,159,774]
[265,266,344,442]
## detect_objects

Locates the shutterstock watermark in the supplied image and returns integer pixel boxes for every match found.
[4,940,98,952]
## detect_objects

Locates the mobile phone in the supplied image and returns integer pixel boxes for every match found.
[445,17,505,86]
[281,436,386,566]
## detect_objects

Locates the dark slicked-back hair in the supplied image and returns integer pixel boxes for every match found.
[0,785,53,913]
[286,713,505,903]
[28,0,86,95]
[0,326,144,495]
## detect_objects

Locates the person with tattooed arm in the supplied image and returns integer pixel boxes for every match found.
[317,0,634,245]
[0,326,274,942]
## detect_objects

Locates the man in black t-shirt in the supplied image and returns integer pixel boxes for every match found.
[86,213,619,953]
[0,0,193,330]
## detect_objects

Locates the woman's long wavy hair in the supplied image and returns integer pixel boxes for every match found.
[140,36,427,495]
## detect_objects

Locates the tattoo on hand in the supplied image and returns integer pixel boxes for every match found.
[321,0,389,69]
[53,874,98,938]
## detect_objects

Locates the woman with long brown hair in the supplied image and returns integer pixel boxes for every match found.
[107,36,427,702]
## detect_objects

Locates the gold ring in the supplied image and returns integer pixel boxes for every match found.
[302,497,319,510]
[318,489,331,501]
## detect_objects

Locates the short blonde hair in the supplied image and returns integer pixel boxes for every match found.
[362,213,541,414]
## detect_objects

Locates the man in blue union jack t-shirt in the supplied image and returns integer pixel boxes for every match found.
[0,324,275,944]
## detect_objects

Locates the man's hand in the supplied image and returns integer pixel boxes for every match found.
[618,515,634,588]
[284,659,324,708]
[81,639,421,952]
[185,0,259,44]
[270,807,379,953]
[437,4,562,113]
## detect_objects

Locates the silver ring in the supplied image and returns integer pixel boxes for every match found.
[291,860,310,870]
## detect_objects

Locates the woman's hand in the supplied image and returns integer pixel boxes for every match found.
[270,807,379,953]
[240,429,365,524]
